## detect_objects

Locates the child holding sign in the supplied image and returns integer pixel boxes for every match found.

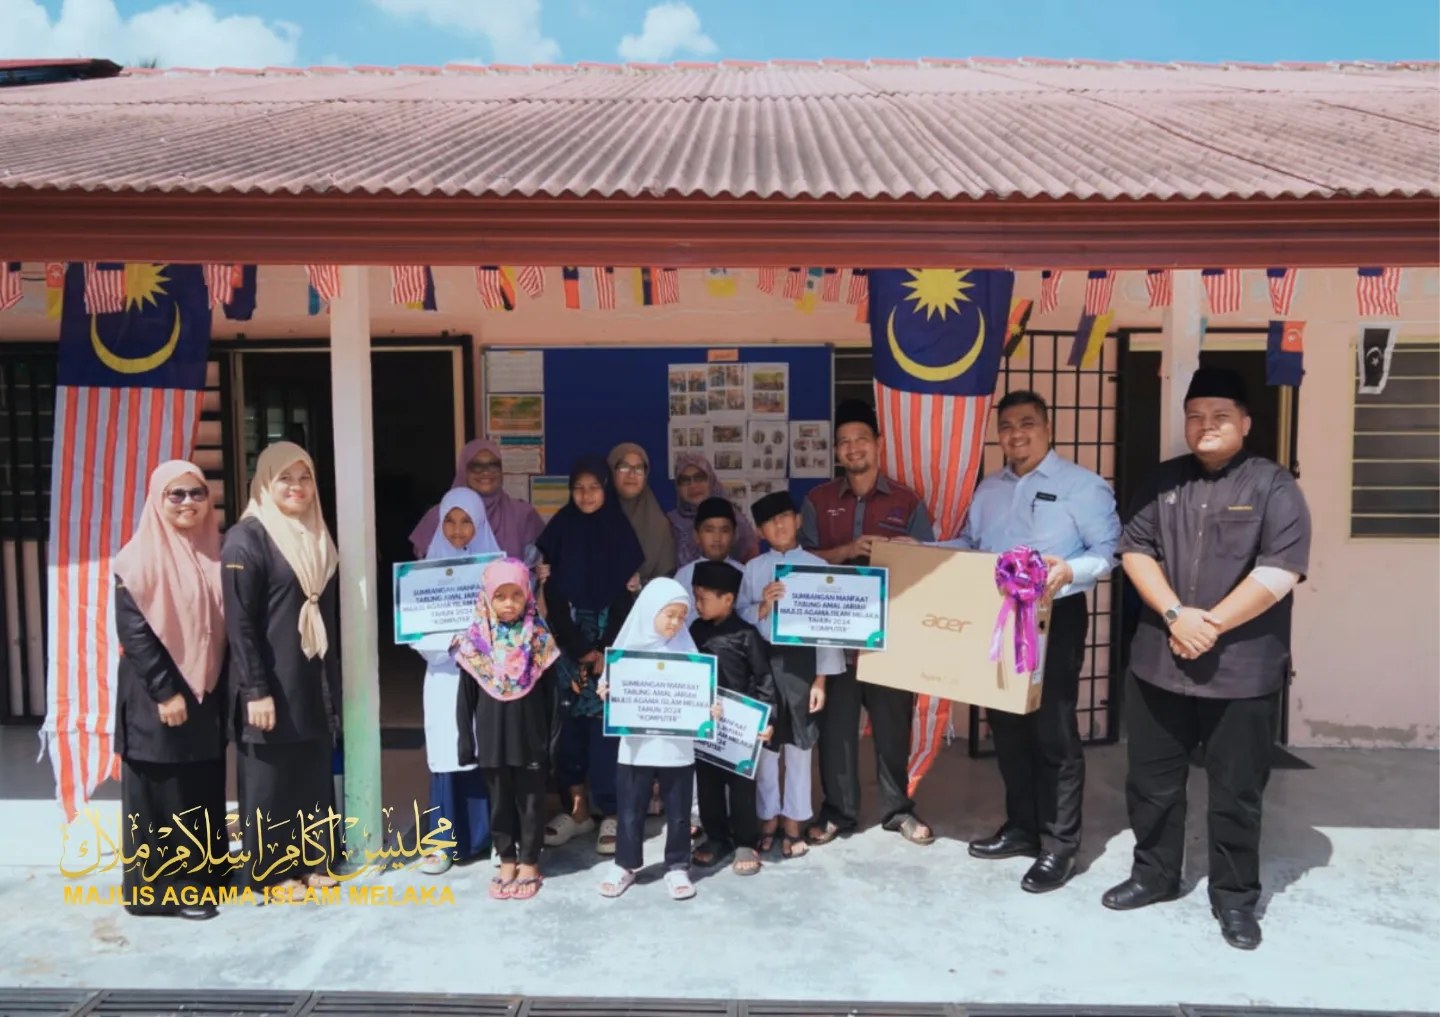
[597,578,719,901]
[454,558,562,901]
[741,492,846,859]
[413,488,501,876]
[689,561,775,876]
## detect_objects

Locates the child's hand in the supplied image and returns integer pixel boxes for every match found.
[597,679,609,701]
[759,725,773,744]
[710,701,723,721]
[809,678,827,713]
[536,561,552,583]
[762,581,786,605]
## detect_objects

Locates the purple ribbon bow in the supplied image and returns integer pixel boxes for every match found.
[990,546,1049,675]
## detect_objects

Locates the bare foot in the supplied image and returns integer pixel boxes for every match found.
[498,861,518,883]
[304,871,338,889]
[517,863,540,882]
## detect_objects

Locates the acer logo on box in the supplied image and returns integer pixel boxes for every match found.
[921,614,972,633]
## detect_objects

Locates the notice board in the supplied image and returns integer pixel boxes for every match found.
[484,345,834,513]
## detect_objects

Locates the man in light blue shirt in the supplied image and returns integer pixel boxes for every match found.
[937,390,1119,894]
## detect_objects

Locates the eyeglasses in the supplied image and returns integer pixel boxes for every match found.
[615,463,647,476]
[165,487,210,504]
[677,472,707,486]
[467,460,503,475]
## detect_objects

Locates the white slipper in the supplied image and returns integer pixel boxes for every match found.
[664,868,696,901]
[595,816,619,856]
[419,852,452,875]
[543,813,595,847]
[598,863,636,898]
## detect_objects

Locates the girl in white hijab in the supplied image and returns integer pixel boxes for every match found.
[414,487,501,875]
[597,577,717,901]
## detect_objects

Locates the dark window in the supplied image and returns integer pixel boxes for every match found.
[1351,338,1439,539]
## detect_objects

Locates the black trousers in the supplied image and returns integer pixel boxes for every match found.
[988,593,1089,856]
[816,663,915,830]
[695,762,760,850]
[616,763,693,872]
[482,765,547,866]
[1124,672,1278,912]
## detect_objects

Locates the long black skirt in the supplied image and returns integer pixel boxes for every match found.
[236,738,337,888]
[768,644,822,750]
[120,757,227,910]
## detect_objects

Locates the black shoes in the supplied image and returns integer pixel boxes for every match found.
[1101,877,1181,911]
[1213,907,1262,950]
[967,826,1041,860]
[125,903,218,921]
[1021,852,1075,894]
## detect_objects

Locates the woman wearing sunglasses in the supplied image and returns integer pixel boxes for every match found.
[667,452,759,568]
[408,439,545,564]
[113,460,228,920]
[222,442,342,896]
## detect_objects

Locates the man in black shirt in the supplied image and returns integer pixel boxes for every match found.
[1104,367,1311,951]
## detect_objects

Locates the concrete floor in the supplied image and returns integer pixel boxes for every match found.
[0,722,1436,1012]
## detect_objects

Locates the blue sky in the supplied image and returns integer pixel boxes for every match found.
[5,0,1438,69]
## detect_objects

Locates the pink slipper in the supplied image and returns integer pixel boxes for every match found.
[488,876,514,900]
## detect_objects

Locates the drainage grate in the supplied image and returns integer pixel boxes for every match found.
[301,993,519,1016]
[518,1000,733,1016]
[0,988,96,1016]
[72,990,309,1017]
[741,1003,954,1017]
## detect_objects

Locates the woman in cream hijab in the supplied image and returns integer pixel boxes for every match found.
[222,441,341,893]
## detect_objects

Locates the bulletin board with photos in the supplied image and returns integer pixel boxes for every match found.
[481,345,835,516]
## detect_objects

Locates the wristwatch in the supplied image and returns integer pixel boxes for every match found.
[1163,604,1182,626]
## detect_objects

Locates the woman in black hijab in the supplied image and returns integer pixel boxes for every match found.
[534,456,643,856]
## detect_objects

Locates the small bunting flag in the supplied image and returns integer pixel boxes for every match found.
[1266,268,1297,317]
[45,262,65,319]
[476,266,516,311]
[1082,270,1115,315]
[1266,320,1305,387]
[795,267,825,313]
[203,263,235,309]
[223,265,258,321]
[1,262,22,311]
[1068,310,1114,368]
[1356,267,1400,317]
[846,268,869,323]
[515,265,545,299]
[820,267,843,303]
[1039,270,1062,314]
[1004,297,1034,359]
[1201,268,1241,314]
[83,262,126,314]
[757,267,777,295]
[306,265,341,304]
[704,268,738,298]
[562,267,616,310]
[1145,269,1173,308]
[781,267,806,300]
[392,265,430,305]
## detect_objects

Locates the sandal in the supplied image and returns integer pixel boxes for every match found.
[599,863,636,898]
[511,876,542,900]
[781,835,809,859]
[806,821,844,846]
[732,847,762,876]
[487,876,514,900]
[664,868,697,901]
[691,841,731,868]
[757,823,778,854]
[543,813,594,847]
[890,813,936,846]
[418,852,453,875]
[596,816,619,856]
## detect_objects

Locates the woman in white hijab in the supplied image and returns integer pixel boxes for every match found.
[413,487,501,875]
[222,442,341,894]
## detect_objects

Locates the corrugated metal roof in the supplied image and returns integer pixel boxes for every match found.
[0,59,1434,201]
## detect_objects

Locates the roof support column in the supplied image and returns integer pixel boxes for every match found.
[1160,270,1204,458]
[329,266,382,867]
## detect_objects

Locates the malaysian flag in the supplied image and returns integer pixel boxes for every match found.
[594,266,617,310]
[781,267,806,300]
[1202,268,1242,314]
[868,268,1015,794]
[1082,270,1116,315]
[1,262,21,311]
[756,267,778,295]
[1039,269,1063,313]
[202,263,234,309]
[515,265,545,299]
[1145,269,1173,308]
[306,264,341,304]
[1267,268,1297,317]
[561,267,616,310]
[44,263,211,822]
[476,266,517,310]
[820,267,843,303]
[392,265,429,305]
[84,263,126,315]
[847,268,869,322]
[1356,267,1401,317]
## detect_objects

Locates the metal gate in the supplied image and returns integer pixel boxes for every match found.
[0,348,56,723]
[832,331,1124,756]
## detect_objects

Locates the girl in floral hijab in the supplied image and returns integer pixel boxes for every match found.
[455,558,561,900]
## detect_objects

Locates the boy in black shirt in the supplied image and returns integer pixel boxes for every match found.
[688,560,775,876]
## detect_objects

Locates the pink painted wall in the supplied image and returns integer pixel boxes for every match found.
[2,264,1436,747]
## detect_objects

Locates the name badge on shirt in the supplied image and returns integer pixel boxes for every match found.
[1035,492,1058,503]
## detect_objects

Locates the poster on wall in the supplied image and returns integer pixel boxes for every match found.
[789,420,833,479]
[747,420,789,477]
[529,475,572,520]
[486,394,545,436]
[705,362,749,419]
[485,350,545,393]
[668,423,710,477]
[668,365,709,418]
[498,435,545,475]
[747,363,789,418]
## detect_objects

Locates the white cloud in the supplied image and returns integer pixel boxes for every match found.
[0,0,300,67]
[617,2,715,62]
[370,0,560,64]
